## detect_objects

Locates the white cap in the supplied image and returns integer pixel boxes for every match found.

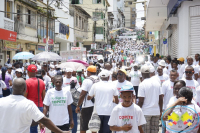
[141,66,150,73]
[149,66,155,73]
[16,68,23,73]
[65,68,73,72]
[99,70,111,78]
[50,65,55,69]
[158,60,166,67]
[131,63,138,67]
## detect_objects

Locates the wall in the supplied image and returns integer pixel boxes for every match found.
[177,0,200,58]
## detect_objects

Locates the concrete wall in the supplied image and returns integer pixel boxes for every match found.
[177,0,200,59]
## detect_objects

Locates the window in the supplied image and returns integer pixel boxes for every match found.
[4,0,12,19]
[132,21,135,24]
[132,14,135,18]
[93,12,104,19]
[71,0,83,4]
[93,0,101,4]
[95,27,103,34]
[17,5,22,21]
[82,19,84,30]
[76,16,78,27]
[128,2,132,5]
[79,16,81,29]
[132,8,135,11]
[26,9,31,24]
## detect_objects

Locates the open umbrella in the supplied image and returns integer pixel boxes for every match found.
[67,59,89,67]
[12,52,34,60]
[104,51,111,55]
[57,62,85,71]
[31,51,62,61]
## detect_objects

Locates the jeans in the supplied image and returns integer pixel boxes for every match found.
[2,89,10,97]
[124,60,126,66]
[98,115,111,133]
[9,88,13,94]
[162,109,166,133]
[0,94,2,98]
[30,107,43,133]
[71,104,77,133]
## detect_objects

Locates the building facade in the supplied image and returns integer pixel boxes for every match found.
[124,0,136,29]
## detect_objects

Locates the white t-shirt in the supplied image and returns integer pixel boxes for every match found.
[43,88,73,126]
[155,74,169,85]
[89,81,118,115]
[166,103,200,133]
[48,70,57,77]
[163,67,169,75]
[108,103,146,133]
[0,95,44,133]
[129,70,142,86]
[182,78,199,97]
[63,77,80,88]
[112,80,135,103]
[138,78,162,115]
[193,60,199,66]
[0,80,6,95]
[43,75,51,90]
[167,96,196,108]
[81,75,98,108]
[162,80,174,110]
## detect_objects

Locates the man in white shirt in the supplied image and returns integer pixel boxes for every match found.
[43,75,74,132]
[75,66,98,133]
[177,57,185,78]
[159,60,169,75]
[63,68,80,88]
[193,53,199,66]
[161,70,178,133]
[0,78,69,133]
[129,64,142,99]
[24,60,30,67]
[138,66,163,133]
[156,66,169,85]
[182,66,199,98]
[48,65,57,77]
[88,70,119,133]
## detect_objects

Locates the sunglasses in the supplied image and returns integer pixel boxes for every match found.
[185,71,193,74]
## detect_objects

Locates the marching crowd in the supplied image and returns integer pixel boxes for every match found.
[0,39,200,133]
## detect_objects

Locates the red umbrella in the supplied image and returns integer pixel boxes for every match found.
[67,59,89,67]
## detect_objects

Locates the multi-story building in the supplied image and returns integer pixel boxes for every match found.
[70,0,110,50]
[124,0,137,29]
[0,0,17,65]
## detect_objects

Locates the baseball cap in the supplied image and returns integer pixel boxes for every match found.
[118,69,127,75]
[65,68,73,72]
[120,85,134,92]
[177,57,184,62]
[27,64,37,72]
[87,65,97,73]
[149,66,155,73]
[99,70,110,78]
[16,68,23,73]
[141,66,150,73]
[70,77,77,83]
[158,60,166,67]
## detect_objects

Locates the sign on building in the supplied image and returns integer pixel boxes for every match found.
[71,47,81,50]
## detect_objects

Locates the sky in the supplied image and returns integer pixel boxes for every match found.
[136,0,145,29]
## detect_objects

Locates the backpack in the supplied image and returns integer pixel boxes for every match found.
[84,77,100,104]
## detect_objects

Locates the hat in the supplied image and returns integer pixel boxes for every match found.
[70,77,77,83]
[65,68,73,72]
[118,69,127,75]
[27,65,37,72]
[120,85,134,92]
[158,60,166,67]
[99,70,110,78]
[149,66,155,73]
[177,57,184,62]
[141,66,150,73]
[87,65,97,73]
[7,64,12,69]
[16,68,23,73]
[131,63,138,67]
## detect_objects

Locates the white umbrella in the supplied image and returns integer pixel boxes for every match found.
[31,51,62,61]
[58,62,86,71]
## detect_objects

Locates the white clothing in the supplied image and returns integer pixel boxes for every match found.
[0,95,44,133]
[129,70,142,86]
[193,60,199,66]
[167,96,196,108]
[138,78,162,115]
[181,64,198,79]
[182,78,199,97]
[108,103,146,133]
[43,88,73,126]
[163,67,169,75]
[155,74,169,85]
[112,80,135,103]
[63,77,80,88]
[89,81,118,115]
[43,75,51,90]
[162,80,174,110]
[81,75,98,108]
[48,70,57,77]
[0,80,6,95]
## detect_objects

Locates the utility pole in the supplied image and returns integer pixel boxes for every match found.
[46,0,49,51]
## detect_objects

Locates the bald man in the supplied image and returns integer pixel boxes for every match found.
[0,78,69,133]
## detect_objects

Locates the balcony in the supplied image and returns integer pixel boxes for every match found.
[18,0,37,9]
[4,18,14,31]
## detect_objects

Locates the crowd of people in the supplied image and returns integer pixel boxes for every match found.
[0,38,200,133]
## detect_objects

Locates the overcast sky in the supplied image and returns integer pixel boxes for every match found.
[136,0,145,28]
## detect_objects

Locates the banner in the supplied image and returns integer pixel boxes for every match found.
[60,50,82,61]
[3,41,21,51]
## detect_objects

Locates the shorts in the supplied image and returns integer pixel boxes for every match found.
[142,115,159,133]
[80,106,94,131]
[52,124,69,133]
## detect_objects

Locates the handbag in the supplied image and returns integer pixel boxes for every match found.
[31,78,40,127]
[88,86,101,132]
[70,86,81,106]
